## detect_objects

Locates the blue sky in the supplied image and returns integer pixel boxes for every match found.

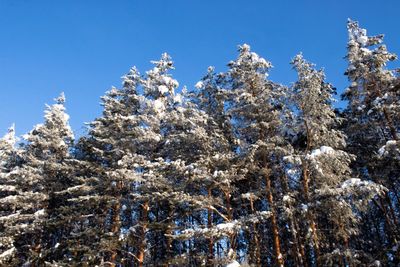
[0,0,399,137]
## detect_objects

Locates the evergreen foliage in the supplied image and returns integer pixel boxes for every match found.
[1,20,399,266]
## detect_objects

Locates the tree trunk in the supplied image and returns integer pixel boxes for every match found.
[110,182,122,265]
[249,195,261,267]
[302,120,320,266]
[264,170,284,267]
[207,187,214,267]
[302,164,320,266]
[164,206,174,267]
[224,190,236,260]
[280,174,305,267]
[138,201,149,267]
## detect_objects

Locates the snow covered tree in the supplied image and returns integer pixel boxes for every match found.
[0,94,75,266]
[190,67,241,266]
[0,125,20,265]
[131,53,183,267]
[291,54,385,266]
[223,44,289,266]
[76,53,185,266]
[1,19,399,266]
[74,67,145,265]
[166,84,245,266]
[342,20,400,264]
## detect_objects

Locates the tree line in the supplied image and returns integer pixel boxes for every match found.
[0,20,399,267]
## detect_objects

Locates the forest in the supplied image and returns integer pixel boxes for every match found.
[0,20,399,266]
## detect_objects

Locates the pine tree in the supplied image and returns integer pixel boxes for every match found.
[133,53,182,267]
[291,54,385,266]
[1,19,399,266]
[0,94,75,266]
[0,125,20,265]
[223,44,288,266]
[74,67,144,265]
[167,82,243,266]
[191,66,240,266]
[342,20,400,263]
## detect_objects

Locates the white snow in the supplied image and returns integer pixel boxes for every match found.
[162,76,179,88]
[378,140,398,157]
[283,155,301,164]
[283,195,291,203]
[216,222,236,231]
[357,35,368,46]
[1,124,17,145]
[241,193,255,200]
[158,85,169,95]
[360,47,372,55]
[0,247,15,259]
[341,178,362,188]
[378,146,385,156]
[386,140,397,146]
[0,185,16,191]
[259,211,272,217]
[308,146,334,158]
[340,178,376,190]
[300,204,308,212]
[226,260,240,267]
[195,81,204,89]
[348,64,356,71]
[286,169,298,176]
[0,212,21,222]
[34,209,45,218]
[173,94,182,103]
[153,99,165,113]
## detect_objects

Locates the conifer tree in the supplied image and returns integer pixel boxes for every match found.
[1,19,399,266]
[168,83,242,266]
[0,125,20,265]
[291,54,385,266]
[223,44,288,266]
[0,94,75,266]
[342,19,400,264]
[74,67,145,265]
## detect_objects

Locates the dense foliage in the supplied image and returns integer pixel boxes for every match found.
[1,20,399,267]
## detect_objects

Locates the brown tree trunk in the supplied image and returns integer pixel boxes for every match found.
[302,164,320,266]
[110,181,122,265]
[302,120,320,266]
[295,217,308,267]
[207,187,214,266]
[111,201,121,264]
[280,174,305,267]
[138,201,149,267]
[385,194,399,236]
[249,195,261,267]
[264,170,284,267]
[164,207,174,267]
[224,190,236,259]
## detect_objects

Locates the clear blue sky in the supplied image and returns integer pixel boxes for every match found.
[1,0,399,137]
